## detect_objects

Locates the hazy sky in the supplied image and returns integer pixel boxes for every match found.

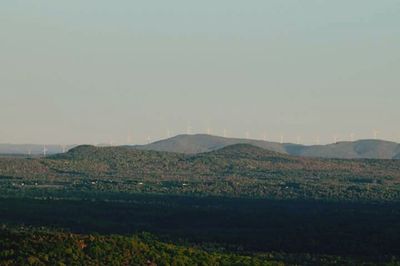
[1,1,399,144]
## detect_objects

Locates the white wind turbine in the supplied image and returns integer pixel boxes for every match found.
[43,145,48,156]
[280,135,284,144]
[186,123,192,135]
[262,132,267,141]
[315,136,321,145]
[373,129,379,140]
[350,132,355,142]
[333,135,339,144]
[146,136,151,144]
[127,134,133,145]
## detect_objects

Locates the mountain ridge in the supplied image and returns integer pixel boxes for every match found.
[1,134,399,159]
[134,134,400,159]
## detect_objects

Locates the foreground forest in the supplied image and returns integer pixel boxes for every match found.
[1,144,400,265]
[4,224,394,266]
[0,225,284,266]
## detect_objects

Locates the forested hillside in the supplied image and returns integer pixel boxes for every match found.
[1,144,400,202]
[1,145,400,265]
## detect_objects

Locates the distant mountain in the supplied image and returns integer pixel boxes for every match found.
[2,134,399,159]
[134,134,400,159]
[133,134,288,154]
[298,139,400,159]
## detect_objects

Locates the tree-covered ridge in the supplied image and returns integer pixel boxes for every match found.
[1,225,396,266]
[0,225,282,266]
[1,144,400,201]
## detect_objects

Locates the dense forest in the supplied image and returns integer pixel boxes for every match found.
[0,225,283,266]
[1,144,400,202]
[2,224,399,266]
[1,144,400,265]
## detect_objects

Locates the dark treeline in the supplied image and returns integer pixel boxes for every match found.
[0,195,400,260]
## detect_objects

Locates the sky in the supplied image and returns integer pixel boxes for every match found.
[1,0,399,145]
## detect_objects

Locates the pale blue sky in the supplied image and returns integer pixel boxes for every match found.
[1,1,399,144]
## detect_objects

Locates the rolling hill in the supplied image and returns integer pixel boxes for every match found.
[134,134,400,159]
[1,143,400,202]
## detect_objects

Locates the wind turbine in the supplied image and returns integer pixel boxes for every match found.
[262,132,267,142]
[350,132,355,142]
[223,129,227,138]
[296,136,301,145]
[280,135,284,144]
[43,145,48,156]
[186,123,192,135]
[316,136,321,145]
[373,129,379,140]
[127,134,133,145]
[245,131,250,139]
[146,136,151,144]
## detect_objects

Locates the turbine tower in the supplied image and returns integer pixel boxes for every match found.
[350,132,355,142]
[245,131,250,139]
[43,145,48,156]
[316,136,321,145]
[373,129,379,140]
[223,129,227,138]
[280,135,284,144]
[127,134,133,145]
[262,132,267,141]
[186,123,192,135]
[333,135,339,144]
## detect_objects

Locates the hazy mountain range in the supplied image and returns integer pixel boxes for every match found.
[1,134,400,159]
[134,134,400,159]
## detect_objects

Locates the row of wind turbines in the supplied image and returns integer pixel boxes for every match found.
[108,128,384,147]
[38,129,385,156]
